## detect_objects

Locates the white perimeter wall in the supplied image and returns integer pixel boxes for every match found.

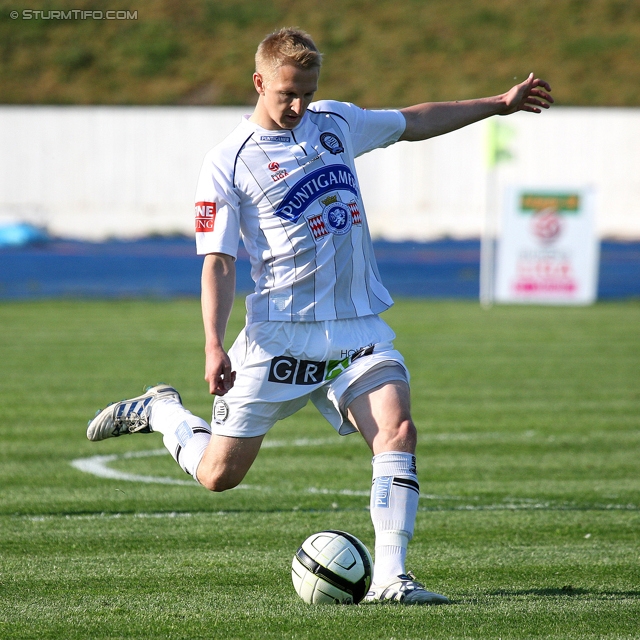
[0,105,639,240]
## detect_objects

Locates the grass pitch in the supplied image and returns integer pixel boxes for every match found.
[0,299,639,639]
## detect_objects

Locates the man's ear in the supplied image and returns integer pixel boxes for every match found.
[253,72,266,95]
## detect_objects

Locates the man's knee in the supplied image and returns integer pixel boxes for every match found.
[196,433,264,492]
[368,418,417,454]
[196,458,247,492]
[197,466,242,492]
[389,418,417,451]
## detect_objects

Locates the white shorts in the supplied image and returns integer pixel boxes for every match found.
[211,315,409,438]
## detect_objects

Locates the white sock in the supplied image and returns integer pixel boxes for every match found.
[150,398,211,480]
[369,451,420,586]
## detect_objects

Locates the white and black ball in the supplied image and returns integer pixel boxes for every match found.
[291,530,373,604]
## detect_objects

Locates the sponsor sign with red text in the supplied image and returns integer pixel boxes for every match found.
[495,188,598,305]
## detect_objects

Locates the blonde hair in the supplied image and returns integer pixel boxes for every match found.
[255,27,323,84]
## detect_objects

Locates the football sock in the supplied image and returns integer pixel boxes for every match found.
[369,451,420,586]
[150,398,211,480]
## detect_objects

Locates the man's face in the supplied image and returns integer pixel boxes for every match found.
[254,64,319,130]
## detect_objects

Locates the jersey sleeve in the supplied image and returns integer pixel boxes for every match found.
[194,149,242,257]
[311,100,407,157]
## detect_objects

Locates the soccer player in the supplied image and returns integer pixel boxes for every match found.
[88,28,552,604]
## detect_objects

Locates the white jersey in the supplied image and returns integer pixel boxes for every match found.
[194,100,406,323]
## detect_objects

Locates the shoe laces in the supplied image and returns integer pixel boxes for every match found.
[113,403,150,435]
[405,572,425,588]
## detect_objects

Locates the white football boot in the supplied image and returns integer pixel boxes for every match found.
[362,572,450,605]
[87,385,181,441]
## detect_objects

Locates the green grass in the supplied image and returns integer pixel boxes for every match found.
[1,299,639,639]
[1,0,640,106]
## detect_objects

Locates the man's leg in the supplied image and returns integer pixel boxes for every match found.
[347,381,417,584]
[149,394,264,491]
[347,380,416,455]
[87,385,264,492]
[347,380,448,604]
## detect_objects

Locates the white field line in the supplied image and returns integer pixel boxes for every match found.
[71,430,538,487]
[70,438,462,500]
[71,450,197,486]
[70,438,351,489]
[70,440,457,499]
[21,502,639,522]
[69,435,639,511]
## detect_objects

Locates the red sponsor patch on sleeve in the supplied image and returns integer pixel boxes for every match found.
[195,201,216,232]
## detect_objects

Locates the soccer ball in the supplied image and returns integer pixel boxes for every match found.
[291,530,373,604]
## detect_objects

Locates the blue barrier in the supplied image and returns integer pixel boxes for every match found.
[0,237,638,300]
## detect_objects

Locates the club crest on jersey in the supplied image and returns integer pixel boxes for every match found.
[275,165,358,222]
[321,194,352,235]
[307,196,362,240]
[320,132,344,155]
[213,398,229,424]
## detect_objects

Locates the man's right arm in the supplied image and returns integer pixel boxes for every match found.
[201,252,236,396]
[399,73,553,142]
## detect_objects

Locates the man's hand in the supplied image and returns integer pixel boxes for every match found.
[500,73,553,115]
[201,252,237,396]
[205,343,236,396]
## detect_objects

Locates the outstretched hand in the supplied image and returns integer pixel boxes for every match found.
[501,73,553,115]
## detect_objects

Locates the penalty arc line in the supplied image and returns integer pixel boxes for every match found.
[69,439,459,499]
[69,429,554,489]
[70,438,639,511]
[70,438,370,492]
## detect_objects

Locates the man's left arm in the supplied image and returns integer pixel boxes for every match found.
[399,73,553,142]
